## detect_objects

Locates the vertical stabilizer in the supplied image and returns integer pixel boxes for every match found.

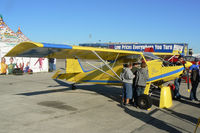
[66,59,83,73]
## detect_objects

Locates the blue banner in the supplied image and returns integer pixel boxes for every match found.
[109,44,188,54]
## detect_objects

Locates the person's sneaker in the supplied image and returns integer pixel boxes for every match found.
[120,100,125,107]
[133,102,138,108]
[189,98,194,101]
[174,97,180,100]
[194,98,199,101]
[125,103,132,106]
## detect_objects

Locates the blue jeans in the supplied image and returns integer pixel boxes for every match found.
[49,63,54,72]
[136,86,145,97]
[190,81,199,100]
[134,86,145,106]
[122,83,133,99]
[174,78,181,98]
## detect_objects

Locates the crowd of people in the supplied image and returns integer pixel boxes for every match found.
[120,61,149,107]
[173,56,200,101]
[0,57,32,75]
[0,57,56,75]
[120,56,200,107]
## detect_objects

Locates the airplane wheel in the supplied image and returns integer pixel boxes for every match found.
[71,84,77,90]
[137,94,152,110]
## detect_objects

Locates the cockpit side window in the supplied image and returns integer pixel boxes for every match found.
[143,52,159,61]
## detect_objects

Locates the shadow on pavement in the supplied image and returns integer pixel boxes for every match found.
[179,96,200,108]
[161,108,198,125]
[123,107,190,133]
[16,79,122,102]
[16,79,71,96]
[16,79,163,108]
[15,78,198,132]
[16,88,71,96]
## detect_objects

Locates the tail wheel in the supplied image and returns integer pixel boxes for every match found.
[137,94,152,110]
[71,84,77,90]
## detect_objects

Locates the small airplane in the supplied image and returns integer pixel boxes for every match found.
[5,42,192,109]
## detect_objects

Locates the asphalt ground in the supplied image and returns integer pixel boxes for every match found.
[0,68,200,133]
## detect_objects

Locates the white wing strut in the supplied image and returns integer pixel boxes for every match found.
[92,51,122,80]
[85,61,120,81]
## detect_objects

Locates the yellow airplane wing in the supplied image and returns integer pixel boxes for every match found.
[5,42,145,86]
[5,42,143,61]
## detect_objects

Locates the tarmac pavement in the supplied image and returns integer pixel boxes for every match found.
[0,72,200,133]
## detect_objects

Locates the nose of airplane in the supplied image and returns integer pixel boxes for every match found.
[184,61,193,68]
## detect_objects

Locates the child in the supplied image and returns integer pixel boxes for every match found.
[0,57,8,75]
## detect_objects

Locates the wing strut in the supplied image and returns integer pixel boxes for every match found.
[111,53,119,68]
[85,61,120,81]
[92,51,122,80]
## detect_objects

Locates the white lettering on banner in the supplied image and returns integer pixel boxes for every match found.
[114,45,121,49]
[163,45,173,50]
[155,45,162,50]
[113,44,185,52]
[133,45,154,50]
[174,45,183,51]
[122,45,132,50]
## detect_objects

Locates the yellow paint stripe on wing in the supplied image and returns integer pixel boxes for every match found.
[5,42,44,57]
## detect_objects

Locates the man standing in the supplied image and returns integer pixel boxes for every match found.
[189,58,199,101]
[131,62,140,105]
[135,61,149,98]
[174,56,184,100]
[49,58,55,72]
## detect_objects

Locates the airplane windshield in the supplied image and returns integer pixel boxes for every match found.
[143,53,174,66]
[143,52,160,61]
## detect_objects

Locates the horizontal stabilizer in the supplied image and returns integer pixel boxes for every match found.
[52,70,61,79]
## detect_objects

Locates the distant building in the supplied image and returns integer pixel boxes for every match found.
[79,43,109,48]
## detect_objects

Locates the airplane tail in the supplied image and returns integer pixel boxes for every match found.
[52,58,122,85]
[52,70,61,79]
[66,58,83,73]
[52,58,84,83]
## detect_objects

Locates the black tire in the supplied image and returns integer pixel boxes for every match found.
[71,84,77,90]
[137,94,152,110]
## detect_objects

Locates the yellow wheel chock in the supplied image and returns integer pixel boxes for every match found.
[194,117,200,133]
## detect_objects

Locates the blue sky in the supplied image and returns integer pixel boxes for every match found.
[1,0,200,53]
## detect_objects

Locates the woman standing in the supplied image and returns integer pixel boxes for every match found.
[120,63,135,106]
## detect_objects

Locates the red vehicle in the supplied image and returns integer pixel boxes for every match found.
[184,56,200,65]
